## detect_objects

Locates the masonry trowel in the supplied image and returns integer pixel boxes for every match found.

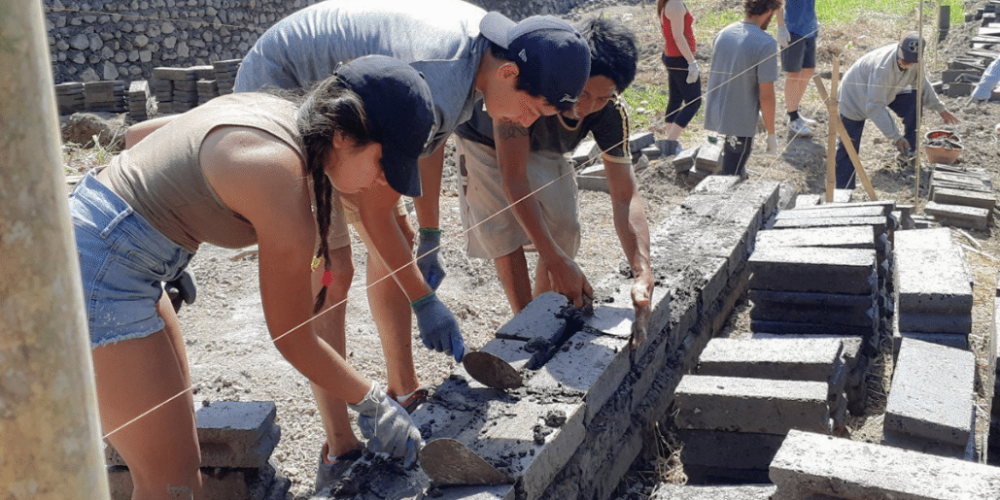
[419,438,511,487]
[461,351,523,390]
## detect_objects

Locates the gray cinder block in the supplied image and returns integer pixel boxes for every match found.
[696,337,846,390]
[496,292,569,343]
[748,246,878,295]
[895,229,973,316]
[924,201,990,231]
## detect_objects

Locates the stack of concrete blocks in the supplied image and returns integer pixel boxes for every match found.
[770,430,1000,499]
[927,164,995,230]
[55,82,85,115]
[672,337,855,482]
[151,67,175,115]
[990,271,1000,465]
[106,401,290,500]
[883,338,977,459]
[84,80,127,113]
[324,178,785,500]
[672,139,724,187]
[127,80,150,122]
[172,67,201,113]
[893,227,973,351]
[576,132,652,192]
[213,59,243,95]
[193,65,221,105]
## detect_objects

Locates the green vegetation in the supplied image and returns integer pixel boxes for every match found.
[620,84,670,133]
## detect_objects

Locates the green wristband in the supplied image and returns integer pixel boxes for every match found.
[410,292,436,308]
[419,227,442,235]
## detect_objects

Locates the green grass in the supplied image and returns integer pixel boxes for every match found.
[620,84,669,133]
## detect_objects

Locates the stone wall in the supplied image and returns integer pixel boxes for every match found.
[43,0,617,85]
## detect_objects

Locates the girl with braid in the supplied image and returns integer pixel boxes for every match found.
[68,56,431,500]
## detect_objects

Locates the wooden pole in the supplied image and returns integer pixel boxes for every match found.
[916,2,926,205]
[0,1,111,498]
[812,75,879,200]
[824,58,841,202]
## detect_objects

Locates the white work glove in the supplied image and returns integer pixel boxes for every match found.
[777,26,791,47]
[765,134,779,154]
[347,383,423,467]
[686,60,700,84]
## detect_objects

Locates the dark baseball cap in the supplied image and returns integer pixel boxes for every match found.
[333,55,436,197]
[898,31,925,64]
[480,13,591,111]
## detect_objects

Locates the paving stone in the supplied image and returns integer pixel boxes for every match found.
[895,228,973,315]
[495,292,569,343]
[674,375,832,434]
[749,299,876,327]
[882,425,975,460]
[775,205,891,220]
[748,246,877,295]
[768,216,888,236]
[770,430,1000,500]
[678,429,786,472]
[628,131,655,152]
[897,311,972,334]
[931,186,996,216]
[885,338,976,451]
[694,142,722,173]
[924,201,990,230]
[108,461,288,500]
[754,225,876,252]
[576,174,608,192]
[931,170,993,192]
[672,145,698,172]
[524,329,630,425]
[696,338,845,390]
[650,484,777,499]
[893,330,970,354]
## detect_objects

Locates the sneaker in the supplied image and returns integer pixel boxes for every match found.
[315,444,362,493]
[788,117,814,138]
[395,387,429,414]
[797,115,818,126]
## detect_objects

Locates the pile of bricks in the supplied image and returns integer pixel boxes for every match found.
[671,137,723,187]
[936,1,1000,98]
[213,59,242,95]
[575,132,653,192]
[55,82,85,114]
[84,80,127,114]
[127,80,150,122]
[893,228,974,350]
[926,164,995,230]
[106,401,290,500]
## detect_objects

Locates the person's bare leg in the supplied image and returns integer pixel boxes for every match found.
[494,247,532,314]
[665,122,683,141]
[309,244,361,457]
[785,68,815,114]
[93,294,202,500]
[354,218,419,399]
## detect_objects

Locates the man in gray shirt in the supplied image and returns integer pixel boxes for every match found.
[703,0,782,178]
[834,32,958,188]
[235,0,591,491]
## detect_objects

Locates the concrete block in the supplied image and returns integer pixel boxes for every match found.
[895,229,973,315]
[422,485,514,500]
[696,338,845,388]
[641,145,662,159]
[750,300,876,327]
[775,205,891,220]
[694,142,723,173]
[650,484,777,500]
[590,425,645,500]
[678,429,786,471]
[924,201,990,230]
[473,399,586,500]
[691,175,740,194]
[578,162,606,177]
[751,318,876,337]
[931,170,993,192]
[754,226,876,251]
[833,189,853,203]
[931,186,996,216]
[897,312,972,334]
[495,292,569,343]
[882,424,975,460]
[793,194,823,207]
[672,145,698,172]
[770,430,1000,500]
[748,246,878,295]
[571,139,598,166]
[885,338,975,450]
[524,329,630,425]
[108,461,288,500]
[674,375,832,434]
[629,131,655,152]
[769,216,887,235]
[576,174,608,193]
[893,330,970,354]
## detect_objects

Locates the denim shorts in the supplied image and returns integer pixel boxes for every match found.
[69,172,193,348]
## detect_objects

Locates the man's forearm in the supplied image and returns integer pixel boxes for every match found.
[413,141,446,230]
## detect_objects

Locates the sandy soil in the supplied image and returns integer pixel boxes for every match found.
[59,1,1000,498]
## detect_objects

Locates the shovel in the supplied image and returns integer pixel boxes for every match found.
[419,438,511,487]
[462,351,523,390]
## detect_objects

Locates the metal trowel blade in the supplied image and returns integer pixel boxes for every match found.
[419,438,511,487]
[462,351,523,390]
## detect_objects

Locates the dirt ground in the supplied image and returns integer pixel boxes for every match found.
[59,1,1000,498]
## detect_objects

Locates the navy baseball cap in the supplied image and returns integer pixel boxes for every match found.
[333,55,436,197]
[898,31,924,64]
[480,13,591,111]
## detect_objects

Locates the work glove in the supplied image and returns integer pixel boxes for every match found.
[347,383,422,467]
[416,228,446,290]
[765,134,779,154]
[411,292,465,362]
[777,26,791,47]
[686,60,700,84]
[165,269,197,313]
[893,138,912,157]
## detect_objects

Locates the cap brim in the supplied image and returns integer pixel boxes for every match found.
[479,12,516,49]
[382,149,423,198]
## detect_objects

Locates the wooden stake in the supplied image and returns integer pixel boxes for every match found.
[812,75,879,201]
[824,58,840,202]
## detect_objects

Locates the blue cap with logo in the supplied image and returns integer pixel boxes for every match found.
[333,55,436,197]
[480,13,591,111]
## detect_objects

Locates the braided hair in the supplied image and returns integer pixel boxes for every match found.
[296,75,374,313]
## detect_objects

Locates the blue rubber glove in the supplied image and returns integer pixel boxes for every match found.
[347,383,422,467]
[416,228,446,290]
[410,292,465,362]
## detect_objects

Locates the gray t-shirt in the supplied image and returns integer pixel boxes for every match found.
[703,21,779,137]
[235,0,489,153]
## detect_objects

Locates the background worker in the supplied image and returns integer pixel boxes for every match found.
[657,0,702,156]
[776,0,818,137]
[704,0,783,178]
[453,17,654,347]
[235,0,591,488]
[834,31,959,189]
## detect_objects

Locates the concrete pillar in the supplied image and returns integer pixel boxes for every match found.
[0,1,111,498]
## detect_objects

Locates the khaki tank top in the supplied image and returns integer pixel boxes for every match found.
[105,93,305,253]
